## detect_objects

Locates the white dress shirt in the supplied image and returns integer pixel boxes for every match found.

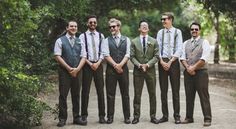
[79,30,105,61]
[156,27,183,58]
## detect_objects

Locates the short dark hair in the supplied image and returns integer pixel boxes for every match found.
[190,22,201,30]
[66,20,77,27]
[162,12,174,22]
[87,15,97,21]
[139,19,148,28]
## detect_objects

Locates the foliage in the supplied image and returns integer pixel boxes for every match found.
[0,68,51,129]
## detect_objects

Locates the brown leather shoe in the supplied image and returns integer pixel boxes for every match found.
[181,118,194,124]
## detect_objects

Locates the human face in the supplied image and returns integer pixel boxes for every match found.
[161,15,172,29]
[109,22,120,35]
[66,21,77,36]
[87,17,97,31]
[190,25,200,38]
[139,22,149,34]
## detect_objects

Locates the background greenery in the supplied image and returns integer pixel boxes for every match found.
[0,0,235,128]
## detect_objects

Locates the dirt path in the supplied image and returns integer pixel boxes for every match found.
[34,73,236,129]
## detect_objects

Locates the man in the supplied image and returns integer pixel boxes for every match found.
[180,22,212,126]
[79,15,106,125]
[156,12,183,124]
[130,20,159,124]
[101,18,131,124]
[54,21,86,127]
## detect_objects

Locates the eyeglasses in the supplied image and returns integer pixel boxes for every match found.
[161,18,169,21]
[191,28,199,31]
[89,21,97,24]
[109,25,117,29]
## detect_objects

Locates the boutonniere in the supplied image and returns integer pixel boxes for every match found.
[75,40,81,44]
[147,41,152,46]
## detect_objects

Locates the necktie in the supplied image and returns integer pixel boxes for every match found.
[69,36,75,47]
[142,36,146,53]
[91,32,97,61]
[167,30,171,58]
[115,36,119,46]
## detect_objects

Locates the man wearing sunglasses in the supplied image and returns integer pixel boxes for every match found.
[156,12,183,124]
[180,22,212,126]
[79,15,106,125]
[101,18,131,124]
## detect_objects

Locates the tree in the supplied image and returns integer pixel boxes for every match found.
[197,0,236,63]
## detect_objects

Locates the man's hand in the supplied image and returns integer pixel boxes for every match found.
[140,64,149,72]
[160,60,170,71]
[113,63,123,74]
[90,62,100,71]
[70,68,81,77]
[187,65,196,76]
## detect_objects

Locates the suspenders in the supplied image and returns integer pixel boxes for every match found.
[161,28,178,56]
[83,32,102,60]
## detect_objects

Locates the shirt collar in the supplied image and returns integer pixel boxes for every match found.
[191,36,200,42]
[87,30,97,35]
[113,33,121,38]
[164,26,174,33]
[66,33,75,39]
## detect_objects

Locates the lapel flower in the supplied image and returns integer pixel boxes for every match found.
[75,40,81,44]
[147,41,152,46]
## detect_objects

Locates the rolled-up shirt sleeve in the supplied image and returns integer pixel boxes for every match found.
[173,29,183,58]
[156,30,162,58]
[101,38,110,57]
[54,38,62,56]
[180,41,187,61]
[125,37,131,58]
[200,39,211,61]
[80,40,87,58]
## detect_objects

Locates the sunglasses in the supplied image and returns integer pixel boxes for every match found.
[191,28,199,31]
[89,21,97,24]
[109,25,117,29]
[161,18,169,21]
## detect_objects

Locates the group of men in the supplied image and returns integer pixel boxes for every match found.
[54,12,212,127]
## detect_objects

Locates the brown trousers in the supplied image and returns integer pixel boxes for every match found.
[184,69,212,121]
[58,67,82,121]
[158,59,180,119]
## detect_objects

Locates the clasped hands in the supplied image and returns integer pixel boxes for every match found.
[139,64,149,72]
[113,63,123,74]
[67,67,81,77]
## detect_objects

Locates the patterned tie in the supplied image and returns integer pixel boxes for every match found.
[69,36,75,47]
[142,36,146,53]
[115,36,119,46]
[90,32,97,61]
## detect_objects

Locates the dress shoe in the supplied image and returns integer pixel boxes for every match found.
[150,118,159,124]
[124,118,131,124]
[132,118,139,124]
[175,118,181,124]
[73,117,87,125]
[57,120,66,127]
[158,117,168,123]
[181,118,194,124]
[106,117,113,124]
[203,120,211,126]
[99,117,106,124]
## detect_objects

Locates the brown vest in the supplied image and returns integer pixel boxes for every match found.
[185,39,207,70]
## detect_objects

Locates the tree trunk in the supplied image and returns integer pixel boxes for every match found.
[228,41,236,61]
[214,13,220,64]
